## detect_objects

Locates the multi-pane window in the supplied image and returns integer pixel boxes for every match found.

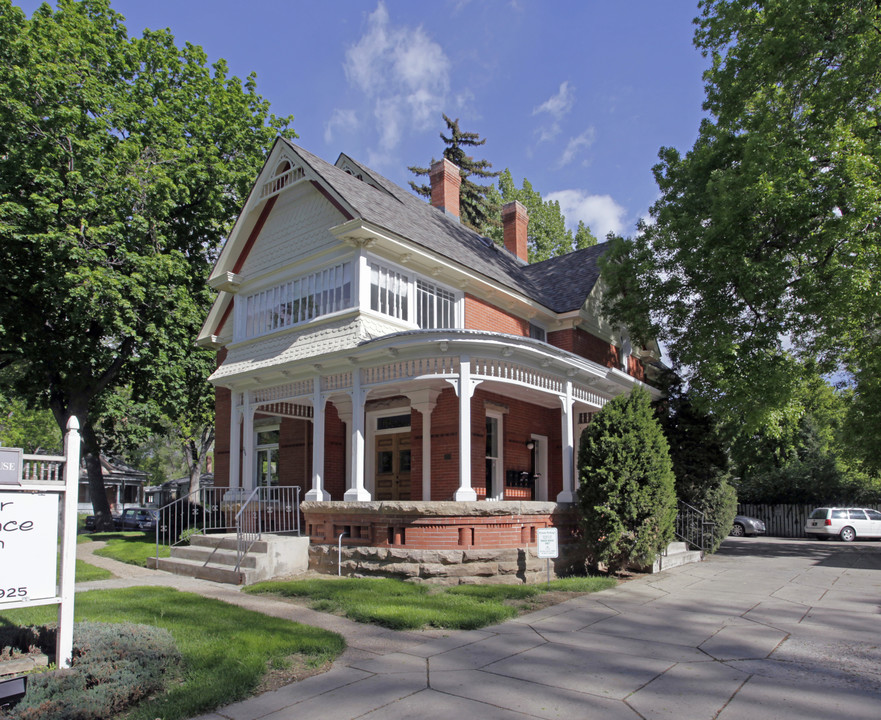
[416,279,456,329]
[370,262,409,321]
[369,260,460,329]
[244,262,352,338]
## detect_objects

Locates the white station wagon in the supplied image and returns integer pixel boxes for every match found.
[804,507,881,542]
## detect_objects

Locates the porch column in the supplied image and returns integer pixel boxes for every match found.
[306,380,330,501]
[241,391,255,492]
[557,380,576,503]
[344,370,370,501]
[407,388,440,501]
[455,356,478,501]
[229,391,241,490]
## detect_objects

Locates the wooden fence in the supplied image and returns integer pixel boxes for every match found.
[737,503,881,538]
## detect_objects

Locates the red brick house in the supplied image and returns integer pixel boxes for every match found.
[197,140,661,579]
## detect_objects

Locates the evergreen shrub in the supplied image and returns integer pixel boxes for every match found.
[6,622,180,720]
[577,387,677,573]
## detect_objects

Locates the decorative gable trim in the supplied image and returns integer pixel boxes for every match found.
[232,195,278,275]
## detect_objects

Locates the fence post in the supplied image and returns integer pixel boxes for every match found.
[57,416,81,668]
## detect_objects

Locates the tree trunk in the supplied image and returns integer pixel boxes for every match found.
[81,421,114,530]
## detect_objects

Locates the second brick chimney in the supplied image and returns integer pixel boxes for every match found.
[429,158,461,220]
[502,200,529,262]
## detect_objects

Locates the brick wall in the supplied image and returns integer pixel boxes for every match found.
[324,402,347,499]
[548,327,645,381]
[279,418,311,498]
[464,294,528,335]
[214,348,231,489]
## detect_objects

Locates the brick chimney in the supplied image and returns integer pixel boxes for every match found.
[429,158,461,220]
[502,200,529,262]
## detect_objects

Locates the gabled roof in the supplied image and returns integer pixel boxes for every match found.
[286,140,607,314]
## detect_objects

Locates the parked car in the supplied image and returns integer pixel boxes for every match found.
[804,507,881,542]
[114,507,159,532]
[730,515,766,537]
[84,512,119,532]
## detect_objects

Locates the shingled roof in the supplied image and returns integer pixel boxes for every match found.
[288,140,606,314]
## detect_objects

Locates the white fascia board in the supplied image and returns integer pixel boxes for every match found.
[198,292,232,345]
[208,138,284,284]
[330,219,555,323]
[209,140,358,285]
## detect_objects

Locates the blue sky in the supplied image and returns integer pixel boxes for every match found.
[18,0,710,239]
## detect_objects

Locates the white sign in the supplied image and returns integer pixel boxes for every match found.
[0,448,22,485]
[0,492,60,604]
[536,527,559,559]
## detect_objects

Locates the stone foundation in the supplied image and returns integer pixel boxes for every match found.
[308,543,583,585]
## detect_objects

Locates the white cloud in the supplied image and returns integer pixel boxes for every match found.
[533,81,574,142]
[324,109,359,144]
[545,189,628,239]
[339,1,450,151]
[557,127,596,167]
[534,81,574,118]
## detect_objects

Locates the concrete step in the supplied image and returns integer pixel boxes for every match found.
[654,549,703,572]
[150,533,310,586]
[170,545,258,569]
[154,556,248,585]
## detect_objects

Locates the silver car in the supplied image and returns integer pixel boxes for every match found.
[730,515,766,537]
[804,507,881,542]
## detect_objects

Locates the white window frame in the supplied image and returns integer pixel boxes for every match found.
[366,257,462,329]
[485,410,504,500]
[240,261,353,340]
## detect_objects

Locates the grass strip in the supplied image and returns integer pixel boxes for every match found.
[88,532,169,566]
[75,559,113,582]
[246,575,617,630]
[0,586,344,720]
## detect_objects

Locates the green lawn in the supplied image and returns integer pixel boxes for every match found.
[83,531,169,566]
[75,559,113,582]
[0,587,345,720]
[246,575,617,630]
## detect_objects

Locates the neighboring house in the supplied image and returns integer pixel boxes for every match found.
[197,140,661,577]
[77,456,146,514]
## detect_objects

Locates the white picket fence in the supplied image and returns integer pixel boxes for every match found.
[738,503,881,538]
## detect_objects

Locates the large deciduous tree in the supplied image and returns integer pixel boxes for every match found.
[409,113,500,230]
[0,0,293,524]
[601,0,881,430]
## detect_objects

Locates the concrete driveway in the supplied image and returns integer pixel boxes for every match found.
[199,537,881,720]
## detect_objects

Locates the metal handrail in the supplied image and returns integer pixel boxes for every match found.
[154,486,233,562]
[235,485,302,572]
[675,500,715,553]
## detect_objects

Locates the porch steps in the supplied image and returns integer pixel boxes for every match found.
[651,541,703,573]
[148,533,309,586]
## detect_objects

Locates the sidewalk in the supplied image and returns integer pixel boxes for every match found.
[78,537,881,720]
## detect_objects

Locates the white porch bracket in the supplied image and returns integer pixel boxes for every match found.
[556,380,577,503]
[305,382,331,501]
[406,388,440,502]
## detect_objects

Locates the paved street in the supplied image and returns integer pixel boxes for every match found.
[79,536,881,719]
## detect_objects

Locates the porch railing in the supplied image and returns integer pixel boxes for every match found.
[675,500,714,553]
[235,485,302,571]
[154,487,235,560]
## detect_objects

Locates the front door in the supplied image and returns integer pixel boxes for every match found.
[374,432,411,500]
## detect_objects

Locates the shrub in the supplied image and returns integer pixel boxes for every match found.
[7,622,180,720]
[577,387,677,573]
